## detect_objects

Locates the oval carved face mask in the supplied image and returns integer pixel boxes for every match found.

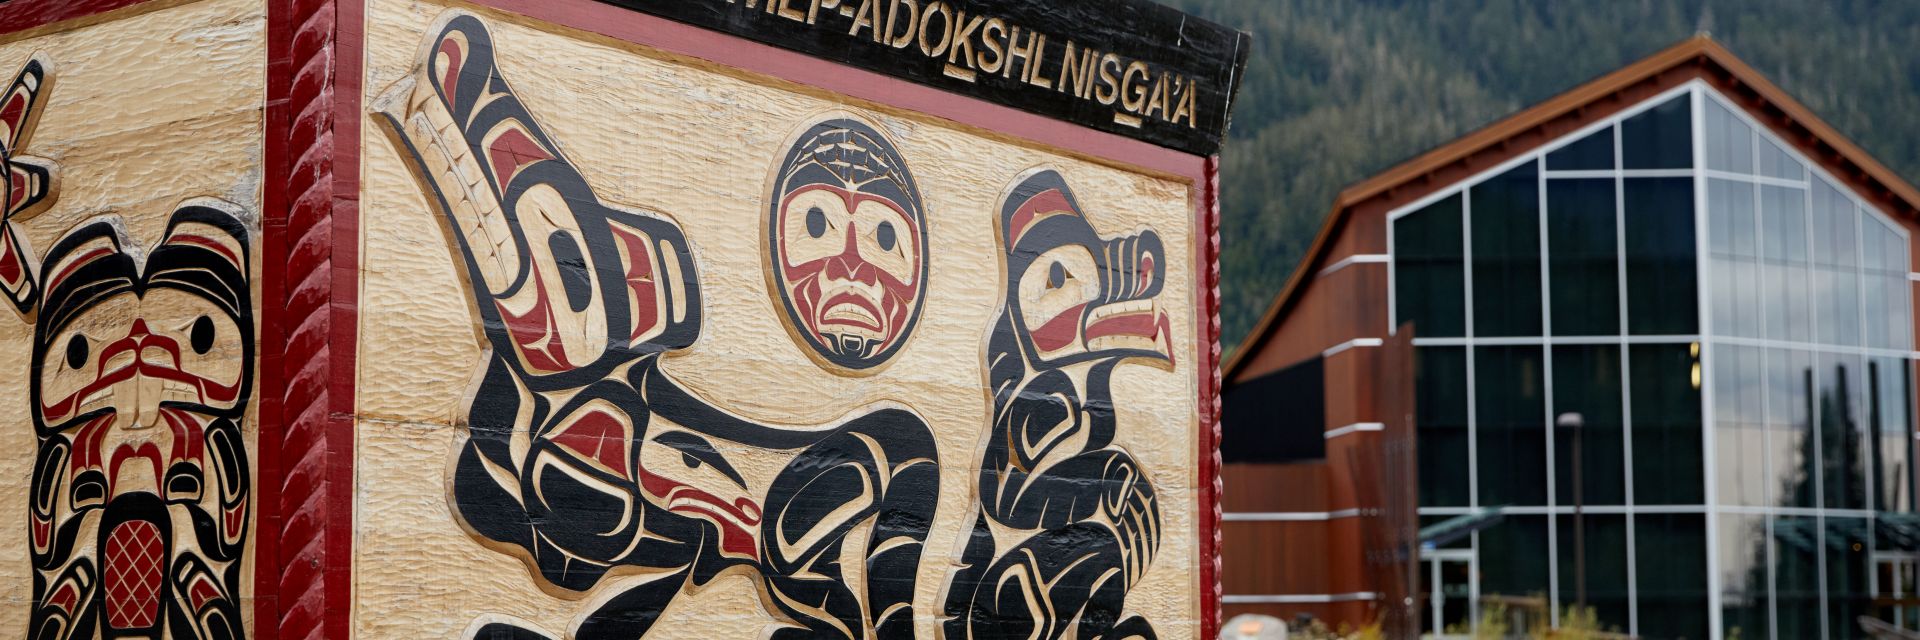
[767,118,927,372]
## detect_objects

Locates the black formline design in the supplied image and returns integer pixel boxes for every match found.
[0,51,255,640]
[942,168,1171,640]
[23,204,256,640]
[374,11,940,639]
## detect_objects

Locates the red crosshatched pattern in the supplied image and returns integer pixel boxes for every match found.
[0,0,1225,637]
[102,521,164,630]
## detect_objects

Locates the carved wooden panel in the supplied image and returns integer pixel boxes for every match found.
[352,4,1209,638]
[0,1,265,638]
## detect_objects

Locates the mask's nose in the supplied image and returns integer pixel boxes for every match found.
[108,319,165,430]
[130,365,164,430]
[824,225,875,284]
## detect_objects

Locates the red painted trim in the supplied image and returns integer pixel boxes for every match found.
[1199,155,1225,640]
[264,0,355,638]
[327,1,366,638]
[258,0,290,634]
[0,0,154,36]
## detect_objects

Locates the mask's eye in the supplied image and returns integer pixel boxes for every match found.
[806,206,828,238]
[876,221,897,252]
[1047,262,1067,290]
[65,336,88,370]
[190,316,216,355]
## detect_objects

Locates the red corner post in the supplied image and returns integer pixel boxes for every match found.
[1201,154,1226,640]
[263,0,362,638]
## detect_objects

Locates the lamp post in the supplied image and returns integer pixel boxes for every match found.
[1557,412,1587,613]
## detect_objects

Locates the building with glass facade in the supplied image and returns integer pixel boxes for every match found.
[1218,36,1920,640]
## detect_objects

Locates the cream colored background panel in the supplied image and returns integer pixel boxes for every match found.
[0,0,264,634]
[355,1,1201,638]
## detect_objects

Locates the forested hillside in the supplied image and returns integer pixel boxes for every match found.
[1160,0,1920,352]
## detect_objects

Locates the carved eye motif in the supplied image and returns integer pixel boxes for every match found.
[65,335,88,370]
[876,221,897,252]
[191,316,216,355]
[1047,262,1067,290]
[806,206,828,239]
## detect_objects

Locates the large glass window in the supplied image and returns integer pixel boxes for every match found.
[1472,163,1544,336]
[1714,344,1770,506]
[1554,345,1624,505]
[1394,194,1466,337]
[1776,515,1825,639]
[1769,348,1819,510]
[1482,515,1551,601]
[1829,517,1874,639]
[1871,358,1915,513]
[1631,343,1704,505]
[1419,346,1472,507]
[1556,513,1631,632]
[1624,177,1698,335]
[1637,513,1710,639]
[1547,127,1615,171]
[1396,86,1917,639]
[1760,184,1813,343]
[1811,179,1862,347]
[1698,87,1916,639]
[1547,178,1620,336]
[1622,95,1694,170]
[1719,513,1770,640]
[1477,345,1547,506]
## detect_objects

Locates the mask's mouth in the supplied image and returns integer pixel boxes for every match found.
[816,289,885,337]
[99,493,169,632]
[1083,299,1174,365]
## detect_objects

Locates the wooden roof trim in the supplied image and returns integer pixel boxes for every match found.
[1224,35,1920,382]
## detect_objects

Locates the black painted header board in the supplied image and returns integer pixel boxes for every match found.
[593,0,1251,156]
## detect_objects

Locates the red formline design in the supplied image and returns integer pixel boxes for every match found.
[327,0,366,636]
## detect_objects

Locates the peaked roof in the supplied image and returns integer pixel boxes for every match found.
[1224,35,1920,382]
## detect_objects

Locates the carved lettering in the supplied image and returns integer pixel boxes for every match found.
[885,0,919,48]
[732,0,1212,133]
[917,2,953,58]
[1095,52,1122,105]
